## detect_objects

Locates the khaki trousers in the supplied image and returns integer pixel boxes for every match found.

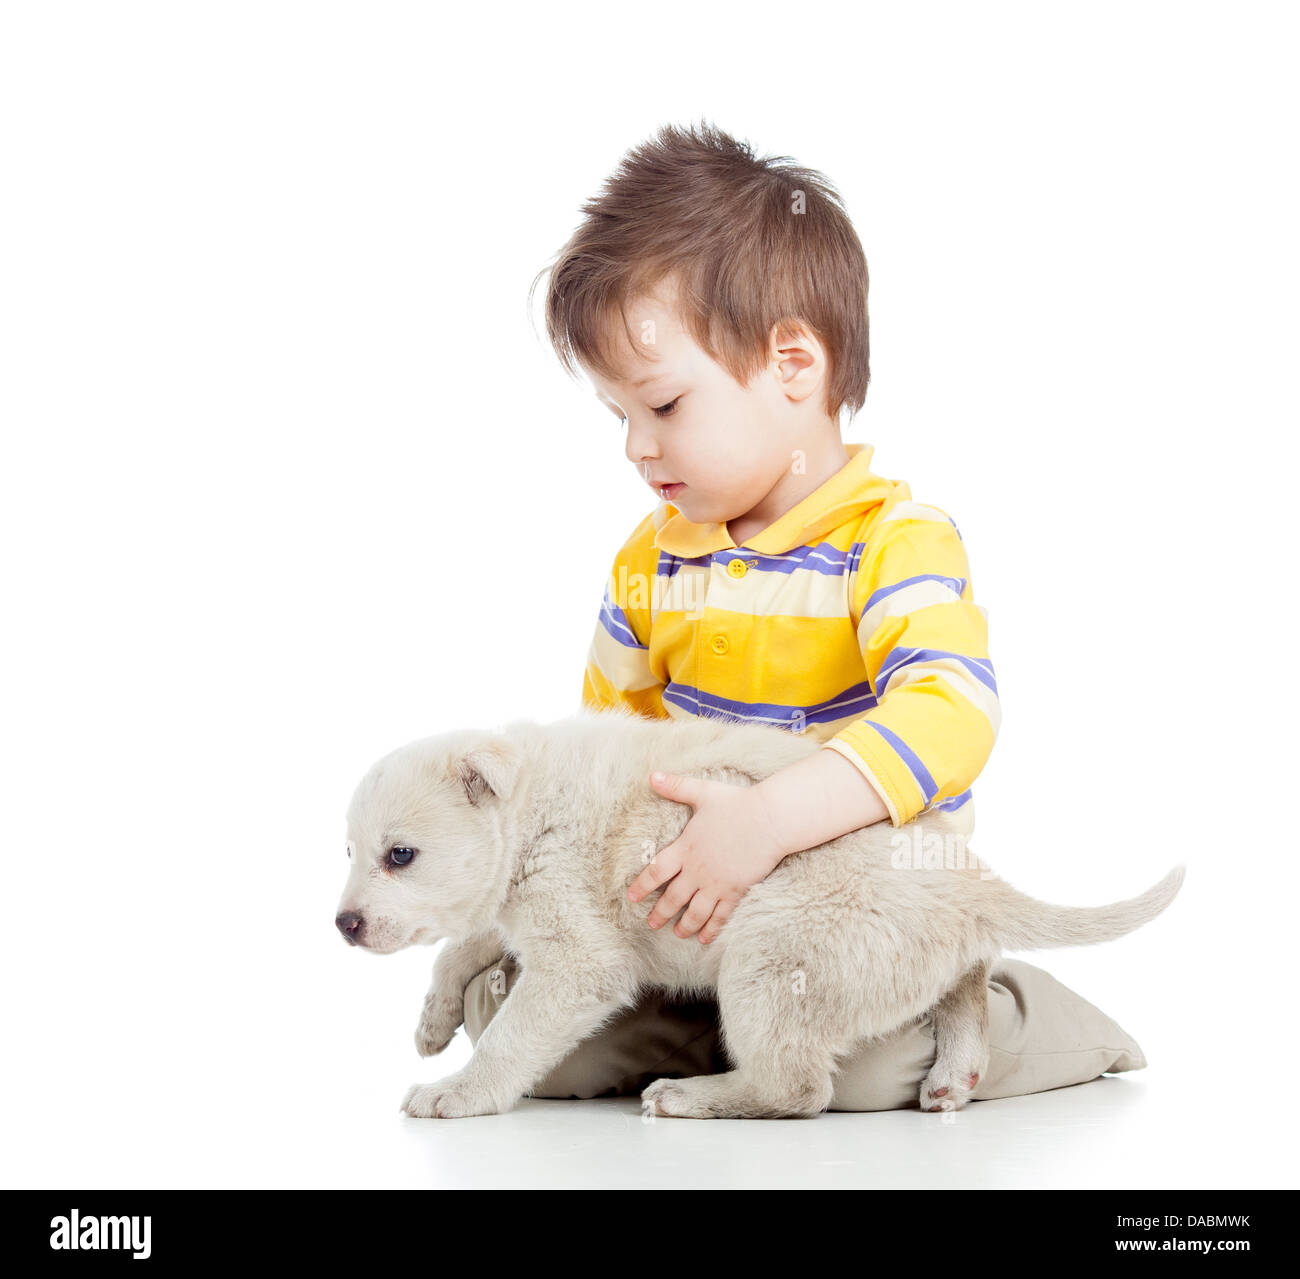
[462,954,1147,1110]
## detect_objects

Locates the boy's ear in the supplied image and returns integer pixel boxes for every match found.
[456,738,521,806]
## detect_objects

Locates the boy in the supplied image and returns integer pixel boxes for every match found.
[463,122,1145,1109]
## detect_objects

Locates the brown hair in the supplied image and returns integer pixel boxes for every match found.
[529,119,870,422]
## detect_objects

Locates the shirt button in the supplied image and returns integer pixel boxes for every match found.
[727,558,749,578]
[711,634,730,654]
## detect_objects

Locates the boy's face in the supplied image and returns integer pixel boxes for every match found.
[586,285,826,527]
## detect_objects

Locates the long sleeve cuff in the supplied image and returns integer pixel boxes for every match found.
[823,694,994,827]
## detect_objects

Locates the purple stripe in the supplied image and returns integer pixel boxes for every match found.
[863,721,938,804]
[657,542,853,579]
[662,680,878,730]
[876,647,998,697]
[656,551,711,578]
[861,574,967,615]
[597,591,644,649]
[931,789,972,812]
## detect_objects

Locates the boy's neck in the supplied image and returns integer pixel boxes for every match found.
[726,436,852,547]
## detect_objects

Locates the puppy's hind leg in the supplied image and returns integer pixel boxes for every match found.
[643,941,840,1120]
[919,960,990,1112]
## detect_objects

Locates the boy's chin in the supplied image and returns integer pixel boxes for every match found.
[667,492,712,516]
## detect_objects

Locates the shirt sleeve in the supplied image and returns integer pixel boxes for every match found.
[581,512,668,718]
[822,503,1001,826]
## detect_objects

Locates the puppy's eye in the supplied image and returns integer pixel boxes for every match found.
[388,846,417,867]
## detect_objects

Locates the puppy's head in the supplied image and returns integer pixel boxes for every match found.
[335,730,522,954]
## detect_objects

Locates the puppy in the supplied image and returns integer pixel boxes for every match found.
[336,706,1182,1119]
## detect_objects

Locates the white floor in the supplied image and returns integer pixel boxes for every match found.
[6,942,1286,1190]
[12,1060,1265,1191]
[359,1072,1257,1191]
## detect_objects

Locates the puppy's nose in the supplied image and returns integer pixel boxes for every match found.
[336,911,364,944]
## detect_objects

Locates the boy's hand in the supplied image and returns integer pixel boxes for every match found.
[628,771,790,944]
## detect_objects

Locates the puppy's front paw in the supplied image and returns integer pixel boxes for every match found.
[414,994,463,1058]
[642,1076,714,1119]
[400,1073,503,1119]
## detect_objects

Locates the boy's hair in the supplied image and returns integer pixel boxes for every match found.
[530,120,871,422]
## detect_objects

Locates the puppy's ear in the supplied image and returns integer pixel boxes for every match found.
[456,739,521,806]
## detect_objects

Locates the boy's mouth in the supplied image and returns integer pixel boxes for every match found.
[654,482,685,500]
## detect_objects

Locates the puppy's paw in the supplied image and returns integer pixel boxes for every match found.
[414,994,463,1058]
[919,1061,984,1113]
[400,1073,504,1119]
[641,1076,716,1119]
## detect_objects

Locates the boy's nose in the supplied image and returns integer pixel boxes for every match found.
[625,426,659,468]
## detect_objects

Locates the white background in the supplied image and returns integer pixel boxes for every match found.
[2,1,1295,1189]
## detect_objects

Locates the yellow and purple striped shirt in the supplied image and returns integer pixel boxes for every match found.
[581,443,1000,829]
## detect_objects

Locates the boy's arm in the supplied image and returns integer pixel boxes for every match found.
[750,744,892,854]
[811,503,1001,831]
[581,513,667,718]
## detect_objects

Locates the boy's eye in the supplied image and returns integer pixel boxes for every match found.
[652,399,679,418]
[388,846,418,867]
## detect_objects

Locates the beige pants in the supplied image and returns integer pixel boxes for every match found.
[462,954,1147,1110]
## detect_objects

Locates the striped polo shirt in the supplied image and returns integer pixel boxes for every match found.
[581,442,1000,829]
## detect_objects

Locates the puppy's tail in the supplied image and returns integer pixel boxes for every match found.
[989,863,1185,951]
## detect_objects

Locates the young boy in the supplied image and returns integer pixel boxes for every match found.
[463,122,1145,1110]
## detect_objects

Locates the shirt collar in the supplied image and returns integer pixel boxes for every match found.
[651,443,892,558]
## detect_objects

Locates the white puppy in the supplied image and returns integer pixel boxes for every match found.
[336,706,1182,1120]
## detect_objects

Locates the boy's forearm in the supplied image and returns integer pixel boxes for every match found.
[752,747,892,858]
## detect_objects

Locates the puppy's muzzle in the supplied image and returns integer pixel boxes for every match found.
[336,911,364,945]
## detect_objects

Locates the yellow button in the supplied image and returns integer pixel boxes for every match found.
[727,558,749,578]
[711,634,730,654]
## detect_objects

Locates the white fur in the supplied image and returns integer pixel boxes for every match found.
[336,705,1183,1119]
